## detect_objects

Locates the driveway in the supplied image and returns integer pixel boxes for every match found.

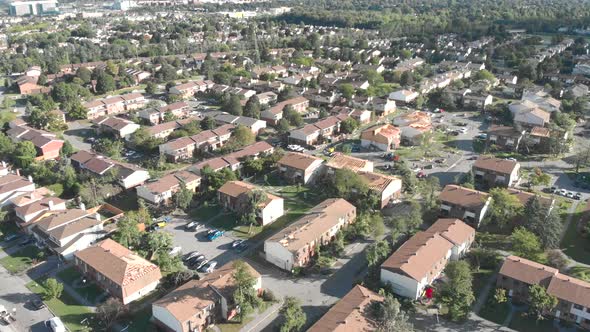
[0,262,53,332]
[161,216,243,270]
[63,121,93,151]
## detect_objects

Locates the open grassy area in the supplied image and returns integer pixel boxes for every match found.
[0,245,42,274]
[472,268,494,297]
[214,302,271,332]
[509,311,583,332]
[57,267,105,304]
[26,279,97,331]
[122,307,157,332]
[190,202,222,222]
[568,265,590,282]
[479,301,510,325]
[560,202,590,264]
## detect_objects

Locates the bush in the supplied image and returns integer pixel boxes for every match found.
[262,289,276,302]
[466,248,502,270]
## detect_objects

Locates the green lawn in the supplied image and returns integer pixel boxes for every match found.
[123,307,157,332]
[0,245,42,274]
[56,267,105,304]
[26,279,97,331]
[472,269,494,297]
[479,302,510,325]
[560,202,590,264]
[190,203,222,222]
[214,302,270,332]
[508,311,583,332]
[568,265,590,282]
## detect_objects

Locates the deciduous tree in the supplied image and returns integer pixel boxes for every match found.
[279,296,306,332]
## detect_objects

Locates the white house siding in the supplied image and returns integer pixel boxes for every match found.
[303,161,324,185]
[152,305,184,332]
[261,198,284,226]
[136,186,160,205]
[121,171,150,189]
[264,241,294,271]
[380,269,422,299]
[0,183,36,206]
[60,229,105,260]
[509,164,521,186]
[380,179,402,206]
[123,279,159,304]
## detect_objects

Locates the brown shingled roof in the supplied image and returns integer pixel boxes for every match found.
[75,239,162,299]
[473,156,519,175]
[439,185,490,209]
[307,285,383,332]
[326,153,373,173]
[547,273,590,309]
[498,255,558,286]
[277,152,323,171]
[424,218,475,246]
[381,232,453,282]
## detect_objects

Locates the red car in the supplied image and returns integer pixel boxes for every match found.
[416,171,426,178]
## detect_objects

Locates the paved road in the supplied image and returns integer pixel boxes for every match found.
[0,260,53,332]
[63,121,93,151]
[163,215,244,269]
[242,240,371,331]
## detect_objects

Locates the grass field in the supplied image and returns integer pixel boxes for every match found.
[56,267,105,304]
[0,245,42,274]
[560,202,590,264]
[26,279,97,331]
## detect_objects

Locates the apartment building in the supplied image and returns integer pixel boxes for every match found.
[136,171,201,206]
[264,198,356,271]
[74,239,162,304]
[276,152,324,185]
[217,181,284,226]
[472,156,520,188]
[438,185,491,228]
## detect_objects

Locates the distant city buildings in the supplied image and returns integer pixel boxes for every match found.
[8,0,58,16]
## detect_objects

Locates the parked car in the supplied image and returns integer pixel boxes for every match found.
[574,192,582,200]
[185,221,197,230]
[189,255,207,267]
[416,171,426,179]
[476,133,487,140]
[4,233,21,242]
[550,186,558,193]
[566,192,574,198]
[183,251,201,262]
[31,299,46,310]
[351,145,360,153]
[19,237,34,247]
[168,246,182,256]
[232,239,244,248]
[559,189,567,196]
[435,158,446,164]
[193,259,209,270]
[235,242,249,252]
[207,230,224,241]
[199,261,218,273]
[45,317,66,332]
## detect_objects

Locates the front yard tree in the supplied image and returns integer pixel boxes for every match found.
[283,105,304,127]
[15,141,37,168]
[366,239,391,267]
[511,227,542,260]
[243,95,261,119]
[438,261,474,321]
[96,298,126,329]
[43,278,63,300]
[223,94,243,116]
[232,260,262,322]
[528,284,558,321]
[340,117,359,134]
[487,188,523,229]
[529,168,551,187]
[370,294,414,332]
[174,181,194,210]
[523,196,563,249]
[279,296,306,332]
[146,231,173,260]
[494,288,507,304]
[392,160,417,194]
[112,214,142,249]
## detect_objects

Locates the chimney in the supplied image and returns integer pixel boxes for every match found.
[28,175,33,183]
[1,161,5,168]
[16,169,20,176]
[79,202,86,211]
[96,214,101,221]
[48,200,54,211]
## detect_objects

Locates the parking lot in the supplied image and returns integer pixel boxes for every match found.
[161,216,245,271]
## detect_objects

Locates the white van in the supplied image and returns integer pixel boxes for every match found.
[45,317,66,332]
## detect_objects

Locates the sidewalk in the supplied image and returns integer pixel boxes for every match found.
[239,300,283,332]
